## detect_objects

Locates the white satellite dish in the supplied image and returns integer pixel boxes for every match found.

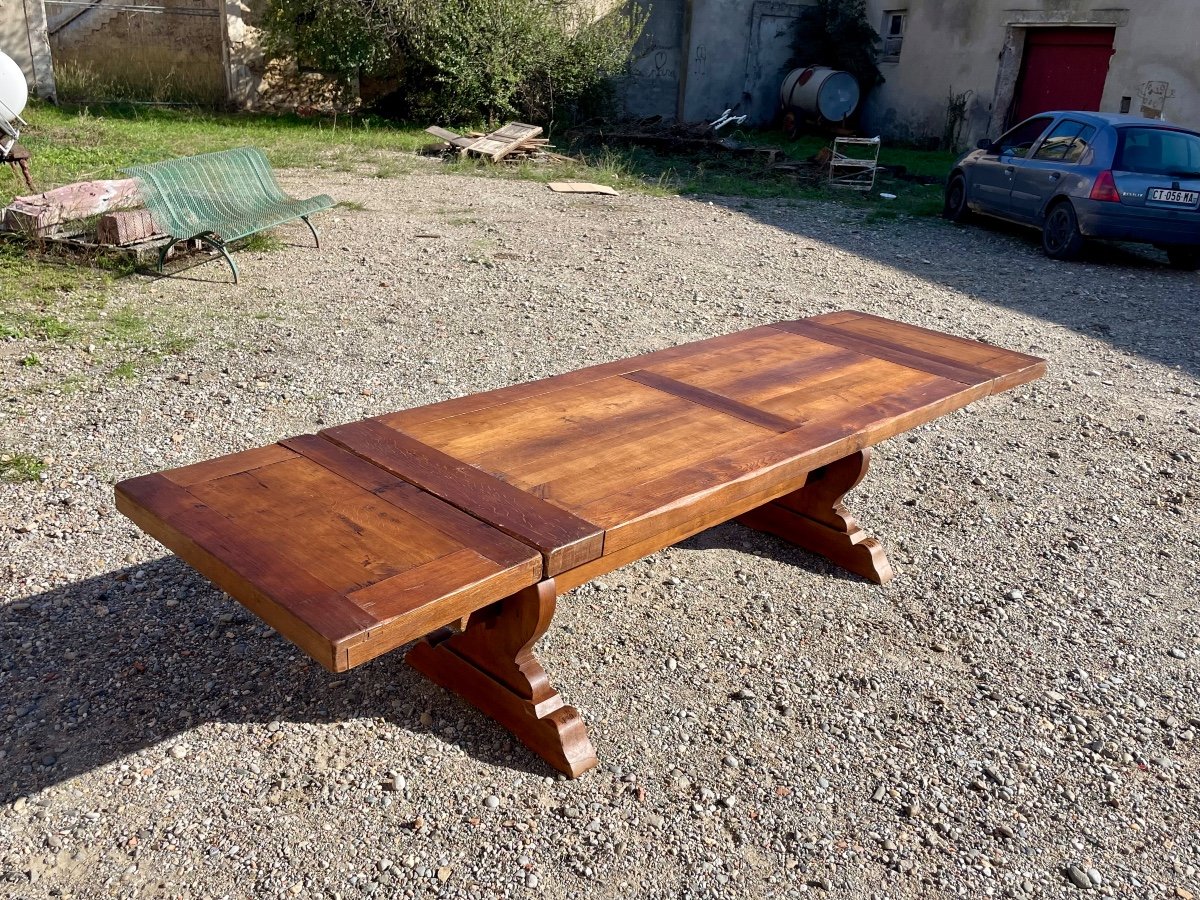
[0,49,30,157]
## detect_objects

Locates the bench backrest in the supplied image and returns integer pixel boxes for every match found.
[125,147,291,241]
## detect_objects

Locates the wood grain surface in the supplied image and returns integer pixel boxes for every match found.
[118,313,1045,672]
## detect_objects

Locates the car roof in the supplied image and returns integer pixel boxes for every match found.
[1034,111,1200,133]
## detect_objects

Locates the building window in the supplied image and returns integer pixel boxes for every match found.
[881,10,906,60]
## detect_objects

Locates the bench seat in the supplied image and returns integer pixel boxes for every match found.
[116,311,1045,777]
[125,147,334,283]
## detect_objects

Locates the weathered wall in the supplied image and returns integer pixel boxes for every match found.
[618,0,819,125]
[1103,7,1200,125]
[1,0,55,98]
[619,0,685,119]
[47,0,225,103]
[0,2,36,77]
[862,0,1200,148]
[684,0,815,123]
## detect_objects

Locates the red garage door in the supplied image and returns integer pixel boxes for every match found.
[1013,27,1115,122]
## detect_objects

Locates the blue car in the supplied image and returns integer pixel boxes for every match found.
[943,111,1200,269]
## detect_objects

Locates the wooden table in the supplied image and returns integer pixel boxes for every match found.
[117,311,1045,777]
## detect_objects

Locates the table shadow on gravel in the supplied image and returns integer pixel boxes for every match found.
[704,194,1200,379]
[0,558,554,803]
[676,521,877,583]
[0,519,872,799]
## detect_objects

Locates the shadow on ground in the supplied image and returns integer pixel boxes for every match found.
[703,185,1200,378]
[0,558,553,804]
[0,520,870,802]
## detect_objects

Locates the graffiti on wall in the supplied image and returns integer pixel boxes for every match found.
[629,38,679,81]
[1138,80,1173,119]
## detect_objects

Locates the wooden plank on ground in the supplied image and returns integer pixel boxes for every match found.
[424,126,476,150]
[547,182,619,196]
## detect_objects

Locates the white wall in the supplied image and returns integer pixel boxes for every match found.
[0,0,56,99]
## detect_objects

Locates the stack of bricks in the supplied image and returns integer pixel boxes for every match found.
[97,208,161,246]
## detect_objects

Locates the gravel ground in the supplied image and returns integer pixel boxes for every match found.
[2,163,1199,900]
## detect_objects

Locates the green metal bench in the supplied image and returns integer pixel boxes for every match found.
[124,147,334,284]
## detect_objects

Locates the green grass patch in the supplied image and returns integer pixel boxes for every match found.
[18,353,42,367]
[59,374,88,394]
[3,102,957,213]
[1,103,432,195]
[1,312,76,343]
[104,304,148,340]
[160,331,197,355]
[335,200,368,211]
[234,232,285,253]
[0,453,47,483]
[110,359,139,380]
[0,241,109,306]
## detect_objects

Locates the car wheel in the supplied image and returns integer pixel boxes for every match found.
[1042,202,1085,260]
[943,173,972,222]
[1166,246,1200,270]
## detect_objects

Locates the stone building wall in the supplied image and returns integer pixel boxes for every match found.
[225,0,356,113]
[862,0,1200,147]
[46,0,225,103]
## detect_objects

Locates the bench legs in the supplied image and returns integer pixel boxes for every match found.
[300,215,321,249]
[738,448,894,585]
[157,234,240,285]
[406,579,599,778]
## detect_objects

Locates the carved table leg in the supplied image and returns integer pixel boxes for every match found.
[738,448,894,584]
[406,579,599,778]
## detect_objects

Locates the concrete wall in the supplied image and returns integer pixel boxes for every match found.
[683,0,815,123]
[619,0,819,125]
[0,2,36,77]
[862,0,1200,148]
[619,0,685,118]
[1,0,55,99]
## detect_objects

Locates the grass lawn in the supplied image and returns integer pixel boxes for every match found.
[1,103,955,351]
[2,103,955,213]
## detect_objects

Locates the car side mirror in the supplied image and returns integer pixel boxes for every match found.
[976,138,994,151]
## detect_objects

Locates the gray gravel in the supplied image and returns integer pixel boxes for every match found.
[2,165,1199,899]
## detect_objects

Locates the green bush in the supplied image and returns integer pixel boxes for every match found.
[264,0,644,127]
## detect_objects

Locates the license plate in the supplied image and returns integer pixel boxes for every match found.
[1148,188,1199,204]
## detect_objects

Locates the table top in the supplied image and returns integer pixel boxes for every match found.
[117,311,1045,672]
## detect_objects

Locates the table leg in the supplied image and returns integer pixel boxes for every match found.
[406,579,599,778]
[738,448,893,585]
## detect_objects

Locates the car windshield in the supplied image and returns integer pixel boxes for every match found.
[1115,127,1200,176]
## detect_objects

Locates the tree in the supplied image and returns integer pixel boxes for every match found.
[264,0,645,126]
[793,0,884,92]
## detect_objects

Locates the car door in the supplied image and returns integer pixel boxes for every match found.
[970,116,1055,216]
[1009,119,1097,222]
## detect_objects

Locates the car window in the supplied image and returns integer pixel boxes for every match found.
[1032,120,1096,163]
[995,117,1054,158]
[1116,127,1200,176]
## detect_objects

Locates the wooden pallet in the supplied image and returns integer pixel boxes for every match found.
[425,123,545,162]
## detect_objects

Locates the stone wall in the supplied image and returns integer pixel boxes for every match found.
[47,0,224,103]
[224,0,356,113]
